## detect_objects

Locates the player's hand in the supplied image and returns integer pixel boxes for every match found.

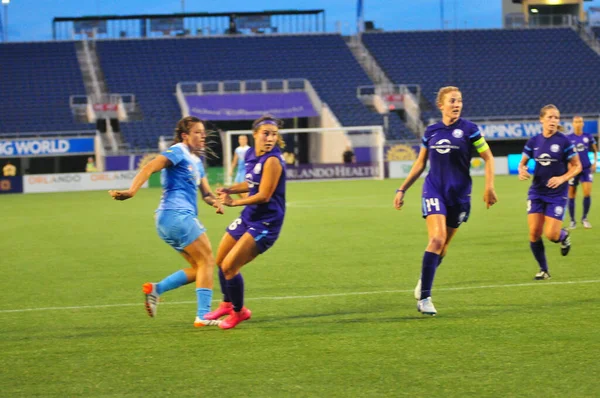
[213,199,224,214]
[547,176,565,189]
[216,187,230,196]
[109,189,134,201]
[483,187,498,209]
[518,166,531,181]
[219,192,235,207]
[393,191,405,210]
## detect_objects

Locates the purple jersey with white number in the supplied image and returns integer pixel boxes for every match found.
[422,118,482,206]
[241,146,286,226]
[523,133,577,199]
[568,133,596,170]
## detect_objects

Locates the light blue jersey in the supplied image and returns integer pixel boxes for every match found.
[157,143,201,216]
[234,145,250,183]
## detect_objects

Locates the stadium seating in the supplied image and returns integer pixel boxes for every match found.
[362,28,600,120]
[95,34,413,148]
[0,42,86,135]
[593,27,600,40]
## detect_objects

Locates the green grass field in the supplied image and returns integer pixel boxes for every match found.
[1,175,599,397]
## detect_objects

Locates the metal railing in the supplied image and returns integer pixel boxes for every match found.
[177,78,311,95]
[0,130,97,139]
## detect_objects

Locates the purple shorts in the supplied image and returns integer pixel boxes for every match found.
[421,197,471,228]
[527,196,568,220]
[569,167,593,186]
[226,217,281,254]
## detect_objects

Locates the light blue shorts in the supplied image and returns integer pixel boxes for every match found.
[234,171,245,183]
[155,209,206,252]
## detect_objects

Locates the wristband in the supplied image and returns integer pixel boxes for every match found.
[396,189,405,194]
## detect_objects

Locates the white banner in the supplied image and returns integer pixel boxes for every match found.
[24,171,147,193]
[479,121,598,140]
[389,157,509,179]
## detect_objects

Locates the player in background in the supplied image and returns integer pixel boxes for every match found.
[204,115,286,329]
[229,135,251,198]
[109,116,224,327]
[566,116,597,229]
[518,105,582,280]
[393,86,497,316]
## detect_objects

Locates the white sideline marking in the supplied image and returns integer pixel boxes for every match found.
[1,279,599,314]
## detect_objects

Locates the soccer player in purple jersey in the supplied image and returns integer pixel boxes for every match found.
[204,115,287,329]
[393,86,497,316]
[518,105,582,280]
[567,116,597,229]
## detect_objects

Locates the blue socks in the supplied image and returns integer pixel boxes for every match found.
[530,240,548,272]
[156,270,189,295]
[568,198,575,222]
[583,196,591,219]
[227,273,245,312]
[195,288,213,319]
[218,268,231,302]
[420,251,441,300]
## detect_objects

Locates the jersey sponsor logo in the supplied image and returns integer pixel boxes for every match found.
[576,143,586,152]
[430,139,459,154]
[535,153,557,166]
[550,144,560,153]
[253,163,262,174]
[245,173,259,188]
[452,129,464,138]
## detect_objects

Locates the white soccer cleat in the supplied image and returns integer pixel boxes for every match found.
[417,297,437,316]
[414,279,422,300]
[194,317,222,328]
[568,221,576,230]
[534,271,551,280]
[142,282,160,318]
[582,219,592,229]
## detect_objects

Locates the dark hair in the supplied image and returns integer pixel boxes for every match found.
[173,116,204,143]
[252,115,285,148]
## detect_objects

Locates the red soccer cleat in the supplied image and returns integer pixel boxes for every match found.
[203,301,233,320]
[219,307,252,329]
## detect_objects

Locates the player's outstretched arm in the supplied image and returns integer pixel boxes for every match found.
[479,148,497,208]
[394,147,428,210]
[220,157,282,207]
[217,181,250,196]
[199,177,224,214]
[109,155,171,201]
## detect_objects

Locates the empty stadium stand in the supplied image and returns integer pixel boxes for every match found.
[0,42,86,134]
[95,34,412,148]
[362,28,600,120]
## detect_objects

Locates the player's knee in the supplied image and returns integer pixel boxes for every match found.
[544,228,560,242]
[427,236,445,252]
[221,264,238,280]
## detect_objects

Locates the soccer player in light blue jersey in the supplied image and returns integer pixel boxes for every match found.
[109,116,224,328]
[229,135,250,198]
[204,115,287,329]
[518,105,582,280]
[393,86,497,316]
[567,116,597,229]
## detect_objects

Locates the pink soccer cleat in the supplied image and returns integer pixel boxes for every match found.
[219,307,252,329]
[203,301,233,320]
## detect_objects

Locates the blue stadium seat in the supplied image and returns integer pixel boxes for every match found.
[96,34,411,147]
[362,28,600,120]
[0,42,87,134]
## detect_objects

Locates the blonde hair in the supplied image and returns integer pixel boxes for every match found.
[540,104,564,132]
[436,86,461,107]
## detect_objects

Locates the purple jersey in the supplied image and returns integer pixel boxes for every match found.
[422,118,482,206]
[523,133,577,199]
[568,133,596,170]
[241,146,286,226]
